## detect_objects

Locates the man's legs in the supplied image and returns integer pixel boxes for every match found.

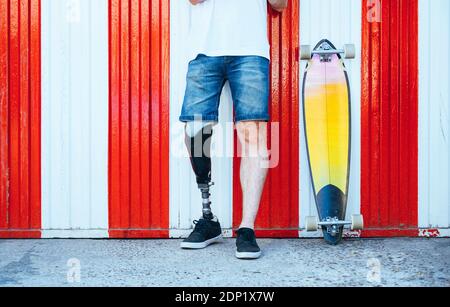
[236,121,269,230]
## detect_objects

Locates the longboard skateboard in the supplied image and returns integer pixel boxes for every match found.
[301,39,364,245]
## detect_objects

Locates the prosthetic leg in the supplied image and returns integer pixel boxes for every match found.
[185,122,216,220]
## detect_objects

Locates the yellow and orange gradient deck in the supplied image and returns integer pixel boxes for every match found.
[303,53,350,197]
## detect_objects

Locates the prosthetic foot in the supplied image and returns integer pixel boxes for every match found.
[185,122,216,220]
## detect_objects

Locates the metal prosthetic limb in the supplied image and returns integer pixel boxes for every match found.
[185,122,216,220]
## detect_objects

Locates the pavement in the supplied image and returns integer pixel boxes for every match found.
[0,238,449,287]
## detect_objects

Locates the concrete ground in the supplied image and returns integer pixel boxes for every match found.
[0,238,449,287]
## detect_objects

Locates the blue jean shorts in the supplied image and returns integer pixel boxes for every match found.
[180,55,270,123]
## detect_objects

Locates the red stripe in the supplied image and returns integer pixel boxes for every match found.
[130,0,141,228]
[0,0,10,230]
[379,0,390,226]
[29,0,41,230]
[159,0,170,231]
[388,0,400,227]
[254,230,299,239]
[140,0,151,228]
[0,230,41,239]
[109,230,169,239]
[0,0,41,238]
[9,0,21,229]
[360,229,419,238]
[108,0,170,238]
[233,2,300,233]
[109,0,121,230]
[361,0,418,229]
[19,0,30,229]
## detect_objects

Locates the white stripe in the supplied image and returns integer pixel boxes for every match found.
[299,0,362,230]
[169,1,234,236]
[418,0,450,228]
[42,230,109,239]
[41,0,109,236]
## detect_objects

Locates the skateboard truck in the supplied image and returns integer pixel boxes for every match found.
[321,217,350,236]
[300,43,356,62]
[305,215,364,234]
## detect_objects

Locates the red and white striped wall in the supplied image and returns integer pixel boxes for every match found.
[0,0,449,239]
[0,0,41,238]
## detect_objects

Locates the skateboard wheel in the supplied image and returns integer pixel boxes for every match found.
[351,214,364,230]
[300,45,312,60]
[344,44,356,59]
[305,216,318,232]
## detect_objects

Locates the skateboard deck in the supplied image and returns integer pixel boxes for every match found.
[302,39,351,245]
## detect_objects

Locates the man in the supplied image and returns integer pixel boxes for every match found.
[180,0,288,259]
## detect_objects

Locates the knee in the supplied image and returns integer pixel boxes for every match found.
[185,121,216,138]
[236,122,269,158]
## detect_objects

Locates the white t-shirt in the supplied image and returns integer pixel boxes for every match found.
[187,0,270,61]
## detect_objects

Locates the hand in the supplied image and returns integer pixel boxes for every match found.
[189,0,207,5]
[268,0,288,12]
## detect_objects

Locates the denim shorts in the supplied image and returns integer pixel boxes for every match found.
[180,55,270,123]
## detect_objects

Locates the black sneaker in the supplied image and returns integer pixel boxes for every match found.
[235,228,262,259]
[180,218,223,249]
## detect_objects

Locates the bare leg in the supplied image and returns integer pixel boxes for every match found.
[236,121,269,230]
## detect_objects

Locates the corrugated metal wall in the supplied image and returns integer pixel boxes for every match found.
[233,1,300,237]
[0,0,41,238]
[170,0,235,237]
[109,0,170,238]
[1,0,448,239]
[418,0,450,232]
[299,0,362,236]
[361,0,419,236]
[41,0,109,238]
